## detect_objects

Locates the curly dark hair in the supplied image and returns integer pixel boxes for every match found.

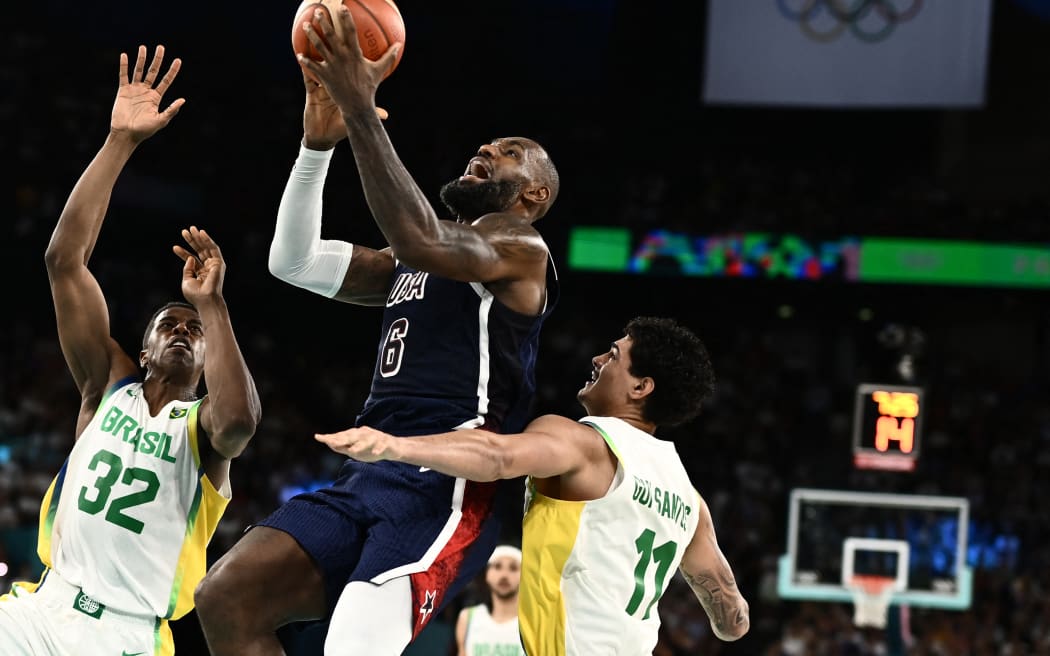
[624,316,716,427]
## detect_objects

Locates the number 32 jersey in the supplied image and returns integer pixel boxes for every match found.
[519,416,701,656]
[35,378,230,620]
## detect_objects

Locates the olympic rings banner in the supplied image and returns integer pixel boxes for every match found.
[703,0,992,107]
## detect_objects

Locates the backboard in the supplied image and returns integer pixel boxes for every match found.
[778,488,972,610]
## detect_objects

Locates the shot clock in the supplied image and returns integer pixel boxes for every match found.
[852,383,923,472]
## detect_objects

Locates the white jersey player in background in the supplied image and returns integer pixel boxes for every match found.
[0,44,261,656]
[456,545,526,656]
[316,316,750,655]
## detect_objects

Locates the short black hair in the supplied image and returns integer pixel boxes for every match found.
[624,316,716,427]
[141,301,197,350]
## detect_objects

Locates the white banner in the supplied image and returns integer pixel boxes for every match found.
[702,0,993,107]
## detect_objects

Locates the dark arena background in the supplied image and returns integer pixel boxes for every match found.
[4,1,1050,654]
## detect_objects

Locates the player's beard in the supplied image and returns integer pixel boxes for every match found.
[440,178,523,220]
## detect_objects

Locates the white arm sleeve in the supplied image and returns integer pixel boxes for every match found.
[268,144,354,298]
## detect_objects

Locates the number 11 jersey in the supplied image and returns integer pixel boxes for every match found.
[519,416,701,656]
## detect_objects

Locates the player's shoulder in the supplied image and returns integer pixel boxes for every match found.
[526,413,585,433]
[471,213,546,243]
[528,415,611,459]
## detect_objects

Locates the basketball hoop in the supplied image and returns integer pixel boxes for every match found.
[848,575,895,628]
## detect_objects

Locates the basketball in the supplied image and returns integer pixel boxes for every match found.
[292,0,405,78]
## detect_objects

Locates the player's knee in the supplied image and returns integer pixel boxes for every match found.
[194,559,242,623]
[193,570,222,622]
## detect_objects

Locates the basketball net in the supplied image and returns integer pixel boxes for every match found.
[848,575,894,629]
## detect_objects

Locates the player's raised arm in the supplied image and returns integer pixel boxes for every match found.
[269,71,397,306]
[678,492,750,642]
[296,8,556,288]
[45,45,185,433]
[175,227,261,463]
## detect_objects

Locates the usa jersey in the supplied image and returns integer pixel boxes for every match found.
[357,259,558,436]
[35,378,230,620]
[259,257,559,630]
[518,416,700,656]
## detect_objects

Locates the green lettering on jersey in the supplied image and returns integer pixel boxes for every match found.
[158,433,177,463]
[100,406,122,432]
[632,476,652,505]
[632,476,692,532]
[98,404,177,464]
[114,414,139,443]
[138,431,160,456]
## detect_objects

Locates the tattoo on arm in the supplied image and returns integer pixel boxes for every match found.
[683,537,749,639]
[683,570,744,634]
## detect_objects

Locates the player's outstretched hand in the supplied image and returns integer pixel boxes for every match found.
[315,426,396,462]
[111,45,185,143]
[296,6,401,119]
[174,227,226,306]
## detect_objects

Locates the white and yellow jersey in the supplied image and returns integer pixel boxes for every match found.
[519,416,700,656]
[462,603,525,656]
[36,378,230,621]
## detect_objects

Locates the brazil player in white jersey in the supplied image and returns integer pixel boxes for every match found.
[317,316,750,655]
[0,45,261,656]
[456,545,526,656]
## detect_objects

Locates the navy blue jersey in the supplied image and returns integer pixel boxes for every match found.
[356,258,559,436]
[260,257,559,626]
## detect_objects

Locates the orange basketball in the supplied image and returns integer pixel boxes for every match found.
[292,0,405,78]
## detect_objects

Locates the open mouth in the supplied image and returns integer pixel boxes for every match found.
[168,339,191,351]
[585,366,599,386]
[461,158,491,181]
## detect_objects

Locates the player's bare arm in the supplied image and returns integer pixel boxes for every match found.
[298,9,549,312]
[678,493,750,642]
[328,245,398,305]
[175,227,261,478]
[345,116,548,289]
[315,414,602,483]
[45,45,185,437]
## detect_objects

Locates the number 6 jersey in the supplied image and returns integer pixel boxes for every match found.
[357,260,559,435]
[519,416,701,656]
[35,377,230,620]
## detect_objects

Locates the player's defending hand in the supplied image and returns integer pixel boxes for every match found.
[315,426,397,463]
[174,227,226,306]
[111,45,185,144]
[297,6,401,119]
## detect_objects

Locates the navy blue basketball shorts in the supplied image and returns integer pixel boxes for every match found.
[256,459,500,638]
